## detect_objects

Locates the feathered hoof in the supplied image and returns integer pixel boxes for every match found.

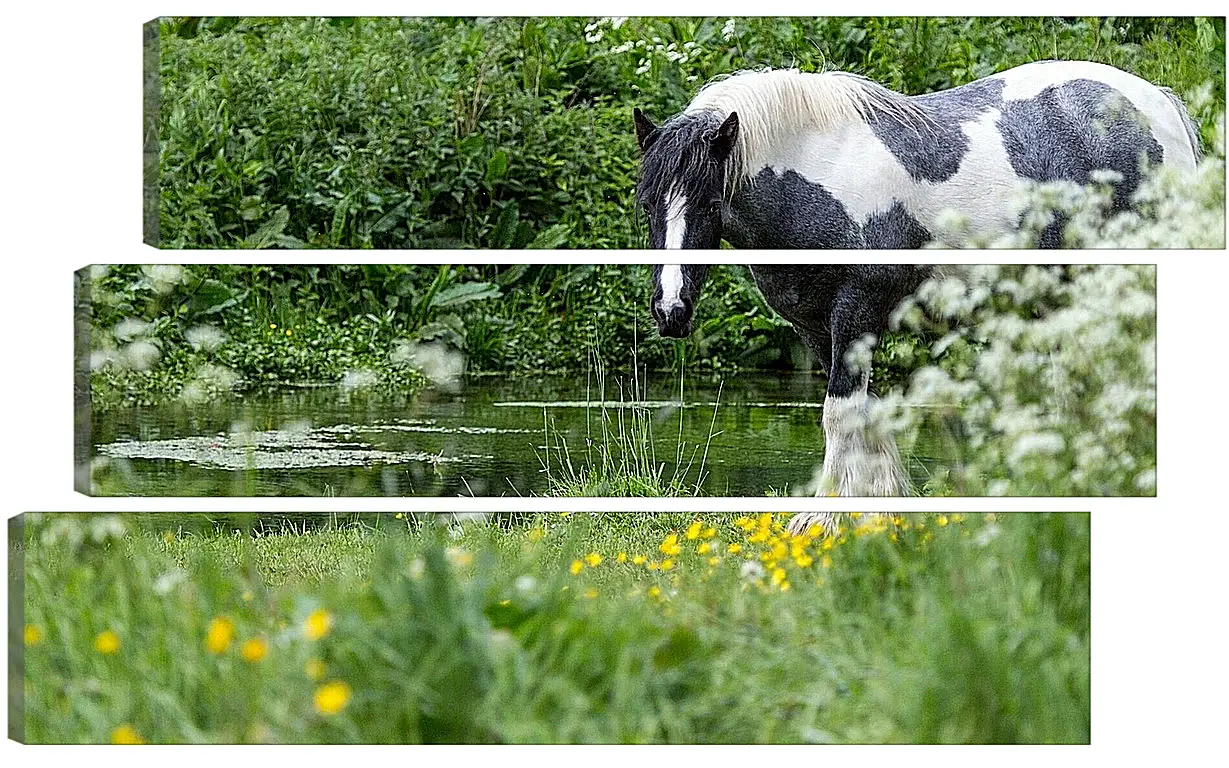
[785,512,839,537]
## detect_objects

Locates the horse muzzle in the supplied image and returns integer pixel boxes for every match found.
[653,301,694,338]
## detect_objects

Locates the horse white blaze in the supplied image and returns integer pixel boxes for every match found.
[664,186,688,249]
[658,264,685,312]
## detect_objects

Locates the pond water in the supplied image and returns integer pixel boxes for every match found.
[89,372,939,497]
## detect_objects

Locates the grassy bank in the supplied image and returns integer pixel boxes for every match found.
[19,512,1089,743]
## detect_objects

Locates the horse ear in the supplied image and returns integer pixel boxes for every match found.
[634,108,658,152]
[709,112,740,162]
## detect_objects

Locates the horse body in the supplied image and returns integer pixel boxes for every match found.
[637,60,1200,249]
[637,61,1196,528]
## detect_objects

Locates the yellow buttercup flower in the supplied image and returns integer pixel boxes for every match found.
[94,630,120,655]
[24,624,43,647]
[584,552,602,567]
[205,617,234,654]
[616,552,628,563]
[111,724,145,744]
[303,610,334,641]
[240,637,268,663]
[659,534,682,556]
[569,560,584,575]
[314,681,352,715]
[686,521,703,540]
[632,554,647,565]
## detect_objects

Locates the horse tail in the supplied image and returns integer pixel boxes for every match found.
[1159,86,1203,163]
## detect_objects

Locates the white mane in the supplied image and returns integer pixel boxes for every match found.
[685,69,930,190]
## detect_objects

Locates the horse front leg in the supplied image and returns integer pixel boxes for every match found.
[803,291,910,507]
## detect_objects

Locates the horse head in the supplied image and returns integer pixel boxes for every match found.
[634,108,739,250]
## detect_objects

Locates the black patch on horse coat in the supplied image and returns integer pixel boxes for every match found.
[997,79,1163,211]
[725,169,931,249]
[863,201,932,248]
[747,265,932,396]
[867,78,1006,183]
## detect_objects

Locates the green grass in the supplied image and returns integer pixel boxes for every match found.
[19,512,1089,744]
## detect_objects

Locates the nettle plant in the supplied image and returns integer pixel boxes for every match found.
[856,265,1157,497]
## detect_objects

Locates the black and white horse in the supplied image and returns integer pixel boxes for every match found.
[637,62,1197,534]
[634,60,1200,249]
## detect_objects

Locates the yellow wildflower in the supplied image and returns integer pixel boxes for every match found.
[661,559,675,571]
[647,585,662,599]
[686,521,703,540]
[583,588,599,599]
[727,543,742,554]
[303,609,334,641]
[110,724,145,744]
[24,624,43,647]
[616,552,628,563]
[445,547,473,568]
[937,515,949,527]
[794,552,814,568]
[240,637,268,663]
[632,554,647,565]
[659,534,682,556]
[94,630,121,655]
[584,552,602,567]
[697,542,712,555]
[821,554,833,569]
[701,527,717,539]
[314,681,352,715]
[205,617,234,654]
[569,560,584,575]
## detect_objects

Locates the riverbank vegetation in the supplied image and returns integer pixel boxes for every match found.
[84,264,1156,498]
[152,16,1224,249]
[19,511,1090,744]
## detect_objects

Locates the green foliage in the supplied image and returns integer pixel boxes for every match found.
[86,264,805,411]
[155,16,1225,249]
[20,511,1089,744]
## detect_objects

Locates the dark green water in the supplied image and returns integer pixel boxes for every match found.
[89,372,927,497]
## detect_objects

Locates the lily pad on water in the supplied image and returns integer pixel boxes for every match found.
[96,429,487,471]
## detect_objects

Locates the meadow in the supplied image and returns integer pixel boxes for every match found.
[18,511,1090,743]
[151,16,1225,249]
